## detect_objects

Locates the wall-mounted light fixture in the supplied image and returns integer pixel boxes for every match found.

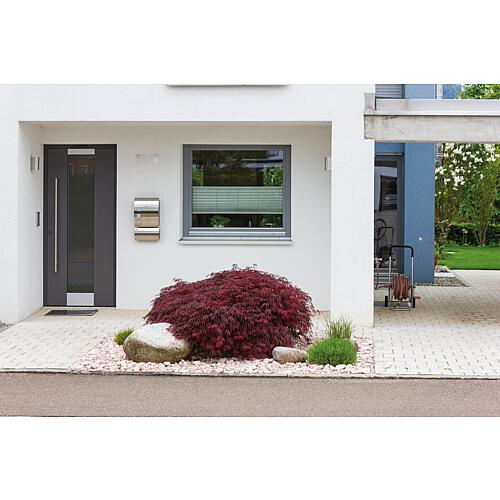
[135,153,160,168]
[324,157,332,171]
[30,156,41,172]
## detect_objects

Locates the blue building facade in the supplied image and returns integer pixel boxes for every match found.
[374,84,436,283]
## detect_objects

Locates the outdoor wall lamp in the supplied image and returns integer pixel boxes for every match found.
[324,157,332,171]
[30,156,40,172]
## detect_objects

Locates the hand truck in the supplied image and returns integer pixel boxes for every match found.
[384,245,417,310]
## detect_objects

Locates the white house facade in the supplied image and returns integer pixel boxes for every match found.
[0,84,376,325]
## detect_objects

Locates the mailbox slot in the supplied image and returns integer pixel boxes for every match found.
[134,197,160,241]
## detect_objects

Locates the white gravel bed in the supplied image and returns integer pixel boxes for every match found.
[70,335,374,377]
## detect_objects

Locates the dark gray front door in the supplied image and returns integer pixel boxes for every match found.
[44,145,116,306]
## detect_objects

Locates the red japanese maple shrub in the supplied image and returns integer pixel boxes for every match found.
[145,268,314,359]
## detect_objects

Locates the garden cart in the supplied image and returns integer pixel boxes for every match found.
[384,245,417,310]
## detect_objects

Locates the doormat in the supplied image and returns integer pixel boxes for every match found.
[45,309,98,316]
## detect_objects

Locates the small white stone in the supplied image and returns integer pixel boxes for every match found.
[71,334,374,378]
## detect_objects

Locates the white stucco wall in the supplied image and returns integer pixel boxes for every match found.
[0,121,19,323]
[17,124,44,320]
[0,85,374,325]
[41,124,332,311]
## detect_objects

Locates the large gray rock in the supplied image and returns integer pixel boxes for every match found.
[123,323,191,363]
[272,346,307,364]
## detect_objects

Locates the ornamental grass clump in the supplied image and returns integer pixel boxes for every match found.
[307,337,357,366]
[325,316,353,340]
[145,268,314,359]
[114,328,134,345]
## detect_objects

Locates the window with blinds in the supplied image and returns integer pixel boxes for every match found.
[375,84,404,99]
[183,145,291,238]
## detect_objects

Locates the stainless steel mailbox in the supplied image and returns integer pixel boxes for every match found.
[134,197,160,241]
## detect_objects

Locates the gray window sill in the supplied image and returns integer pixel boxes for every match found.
[179,237,293,246]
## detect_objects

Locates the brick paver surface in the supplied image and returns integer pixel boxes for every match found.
[364,270,500,378]
[0,270,498,376]
[0,308,145,370]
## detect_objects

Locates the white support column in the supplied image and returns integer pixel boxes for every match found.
[0,119,20,324]
[331,110,375,326]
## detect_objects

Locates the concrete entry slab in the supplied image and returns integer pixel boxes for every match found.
[0,308,146,370]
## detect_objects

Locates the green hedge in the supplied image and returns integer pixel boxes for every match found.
[447,224,500,246]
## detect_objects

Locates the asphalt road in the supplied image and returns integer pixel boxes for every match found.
[0,373,498,416]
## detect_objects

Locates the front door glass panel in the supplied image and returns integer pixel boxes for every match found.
[67,157,95,293]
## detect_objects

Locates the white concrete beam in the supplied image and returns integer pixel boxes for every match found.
[364,96,500,143]
[365,115,500,143]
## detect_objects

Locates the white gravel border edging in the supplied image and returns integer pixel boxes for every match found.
[70,336,375,378]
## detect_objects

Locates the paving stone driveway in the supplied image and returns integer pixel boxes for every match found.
[0,308,145,370]
[0,270,498,377]
[363,270,500,378]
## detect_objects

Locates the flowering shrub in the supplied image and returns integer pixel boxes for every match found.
[435,143,499,252]
[145,268,314,359]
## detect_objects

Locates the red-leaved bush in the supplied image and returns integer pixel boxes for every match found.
[145,268,314,359]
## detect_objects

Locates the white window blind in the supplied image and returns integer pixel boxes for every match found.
[192,186,283,214]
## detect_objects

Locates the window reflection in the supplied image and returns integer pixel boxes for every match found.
[191,149,284,229]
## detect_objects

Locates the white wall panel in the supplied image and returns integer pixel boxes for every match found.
[42,124,333,311]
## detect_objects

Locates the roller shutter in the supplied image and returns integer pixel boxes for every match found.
[375,84,404,99]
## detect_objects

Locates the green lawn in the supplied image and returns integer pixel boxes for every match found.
[438,244,500,270]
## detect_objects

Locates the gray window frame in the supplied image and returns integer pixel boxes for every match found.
[182,144,292,239]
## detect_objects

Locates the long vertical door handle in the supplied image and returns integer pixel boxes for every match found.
[54,177,59,273]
